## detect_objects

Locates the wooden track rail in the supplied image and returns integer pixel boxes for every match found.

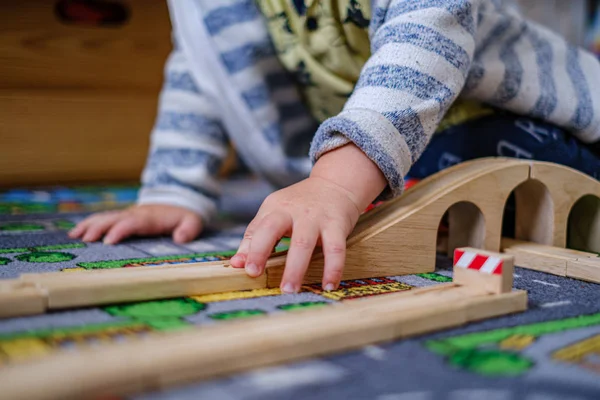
[502,238,600,283]
[0,158,598,319]
[0,249,527,400]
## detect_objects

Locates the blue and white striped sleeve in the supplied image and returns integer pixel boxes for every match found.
[137,39,229,225]
[309,0,481,198]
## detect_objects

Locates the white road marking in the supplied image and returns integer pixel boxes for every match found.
[183,240,220,253]
[144,244,182,255]
[532,280,560,288]
[540,300,572,308]
[450,389,511,400]
[244,361,345,392]
[379,392,431,400]
[363,345,386,360]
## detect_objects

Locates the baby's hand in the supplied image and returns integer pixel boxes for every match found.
[231,144,387,292]
[229,176,362,293]
[68,204,203,245]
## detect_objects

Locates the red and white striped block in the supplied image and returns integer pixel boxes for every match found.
[454,248,504,275]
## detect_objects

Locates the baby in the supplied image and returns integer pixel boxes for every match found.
[71,0,600,294]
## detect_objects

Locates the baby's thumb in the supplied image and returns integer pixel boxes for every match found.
[173,215,203,243]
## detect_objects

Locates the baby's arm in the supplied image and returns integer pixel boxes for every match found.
[232,0,482,291]
[71,39,229,244]
[312,0,481,197]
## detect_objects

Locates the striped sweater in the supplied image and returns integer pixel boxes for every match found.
[138,0,600,223]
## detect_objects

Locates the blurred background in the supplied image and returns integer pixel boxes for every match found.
[0,0,172,188]
[0,0,599,188]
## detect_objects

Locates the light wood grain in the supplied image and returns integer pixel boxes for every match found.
[447,201,486,257]
[529,162,600,249]
[16,263,265,313]
[0,90,155,186]
[513,179,554,245]
[0,1,171,91]
[567,258,600,284]
[501,238,569,276]
[502,238,596,259]
[501,238,599,282]
[0,0,172,186]
[0,281,46,318]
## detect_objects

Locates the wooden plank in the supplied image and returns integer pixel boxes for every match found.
[0,261,270,316]
[502,238,597,259]
[0,90,155,186]
[501,238,599,282]
[0,286,527,400]
[0,0,171,92]
[567,258,600,284]
[501,238,569,276]
[463,289,527,320]
[0,281,47,319]
[36,264,266,309]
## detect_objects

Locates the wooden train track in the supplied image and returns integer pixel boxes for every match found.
[502,238,600,283]
[0,248,527,400]
[0,158,598,319]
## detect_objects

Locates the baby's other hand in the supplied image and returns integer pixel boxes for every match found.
[230,176,362,294]
[68,204,203,245]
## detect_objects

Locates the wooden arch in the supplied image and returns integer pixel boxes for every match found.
[528,162,600,248]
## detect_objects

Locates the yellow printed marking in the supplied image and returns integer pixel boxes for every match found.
[47,325,152,348]
[553,334,600,363]
[0,325,154,366]
[312,282,412,301]
[499,334,535,350]
[62,267,86,272]
[190,287,283,303]
[0,338,51,363]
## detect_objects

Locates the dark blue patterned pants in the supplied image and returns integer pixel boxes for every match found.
[408,110,600,181]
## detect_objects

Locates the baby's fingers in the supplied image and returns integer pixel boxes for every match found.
[173,215,202,243]
[77,213,122,242]
[245,213,291,278]
[68,222,87,238]
[280,221,319,294]
[231,219,260,269]
[69,212,115,239]
[103,217,140,245]
[320,228,347,291]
